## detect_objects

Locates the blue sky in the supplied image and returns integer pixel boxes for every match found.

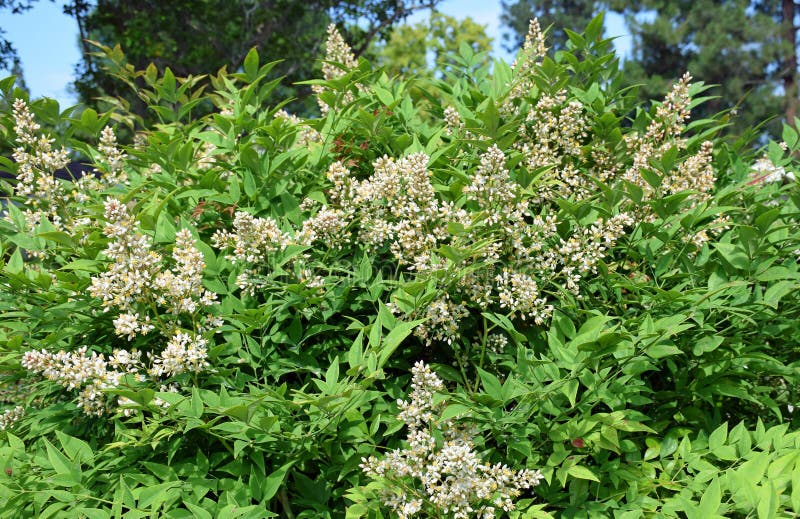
[0,1,631,107]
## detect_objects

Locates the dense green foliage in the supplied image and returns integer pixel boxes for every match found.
[0,15,799,518]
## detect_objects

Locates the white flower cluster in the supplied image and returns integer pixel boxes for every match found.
[326,153,470,271]
[562,213,635,273]
[504,18,547,113]
[415,295,469,345]
[361,362,543,518]
[313,24,359,115]
[7,98,72,248]
[154,229,218,314]
[622,73,717,208]
[750,156,796,185]
[0,405,25,431]
[463,145,518,224]
[19,198,219,415]
[11,98,70,201]
[90,199,218,339]
[151,332,210,377]
[21,346,123,415]
[212,211,290,264]
[297,206,353,249]
[486,334,509,354]
[6,103,135,250]
[274,109,321,146]
[664,140,716,202]
[495,269,553,324]
[89,198,161,315]
[113,312,155,341]
[21,334,208,416]
[516,92,591,201]
[456,147,630,326]
[211,211,294,294]
[444,106,465,135]
[97,125,128,186]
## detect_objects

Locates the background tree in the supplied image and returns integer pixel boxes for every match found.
[373,11,492,78]
[501,0,799,139]
[620,0,789,139]
[74,0,442,117]
[1,0,442,118]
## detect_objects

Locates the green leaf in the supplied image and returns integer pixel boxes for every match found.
[243,169,257,198]
[763,281,795,308]
[190,387,204,418]
[161,67,176,97]
[76,508,110,519]
[646,343,683,359]
[263,461,294,502]
[345,503,369,519]
[154,212,176,243]
[36,231,75,248]
[55,431,94,464]
[708,423,728,452]
[783,124,799,149]
[144,63,157,85]
[757,479,778,519]
[44,439,80,485]
[325,357,340,386]
[184,502,214,519]
[60,259,100,272]
[791,465,800,514]
[713,242,750,270]
[567,465,600,482]
[373,85,394,107]
[243,47,259,79]
[137,481,180,510]
[477,368,504,402]
[698,478,722,518]
[6,249,23,274]
[692,336,723,356]
[440,403,471,422]
[39,502,68,519]
[347,331,365,372]
[584,13,605,42]
[376,320,423,369]
[660,435,679,458]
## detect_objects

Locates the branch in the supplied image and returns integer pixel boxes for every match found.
[353,0,439,58]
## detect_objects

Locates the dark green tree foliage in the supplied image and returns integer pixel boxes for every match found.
[500,0,601,52]
[75,0,441,117]
[621,0,788,138]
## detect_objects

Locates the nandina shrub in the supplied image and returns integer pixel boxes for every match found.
[0,14,799,518]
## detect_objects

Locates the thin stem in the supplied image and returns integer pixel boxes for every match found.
[278,487,295,519]
[473,314,490,393]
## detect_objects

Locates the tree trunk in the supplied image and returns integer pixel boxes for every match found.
[782,0,798,127]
